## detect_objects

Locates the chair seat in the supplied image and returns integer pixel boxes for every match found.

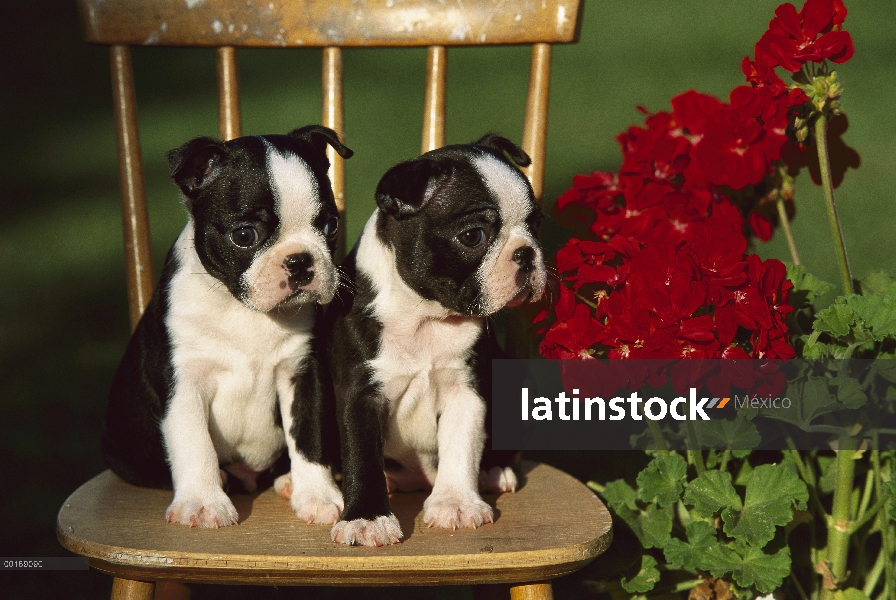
[57,461,612,587]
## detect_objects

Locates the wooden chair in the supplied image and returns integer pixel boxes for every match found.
[60,1,611,598]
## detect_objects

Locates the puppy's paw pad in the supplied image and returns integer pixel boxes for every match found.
[292,490,344,525]
[331,515,403,546]
[274,474,293,499]
[423,496,494,530]
[165,492,239,528]
[479,466,517,494]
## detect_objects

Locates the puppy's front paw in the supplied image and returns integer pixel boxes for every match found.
[331,515,403,546]
[275,473,344,525]
[423,494,494,530]
[479,466,518,493]
[166,489,239,528]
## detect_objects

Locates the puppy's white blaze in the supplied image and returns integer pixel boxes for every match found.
[471,154,547,314]
[269,149,320,232]
[241,148,336,312]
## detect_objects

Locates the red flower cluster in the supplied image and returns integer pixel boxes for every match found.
[756,0,853,72]
[537,0,855,364]
[540,140,795,361]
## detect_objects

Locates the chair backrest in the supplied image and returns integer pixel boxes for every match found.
[77,0,584,354]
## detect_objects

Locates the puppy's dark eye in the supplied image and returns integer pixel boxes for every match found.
[457,228,485,248]
[322,217,339,238]
[230,226,259,248]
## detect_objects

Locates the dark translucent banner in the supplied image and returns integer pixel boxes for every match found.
[1,557,89,570]
[491,359,896,451]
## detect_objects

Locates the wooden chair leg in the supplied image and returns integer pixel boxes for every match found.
[155,581,191,600]
[509,581,553,600]
[110,577,154,600]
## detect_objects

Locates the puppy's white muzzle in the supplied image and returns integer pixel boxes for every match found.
[478,230,546,315]
[241,241,336,312]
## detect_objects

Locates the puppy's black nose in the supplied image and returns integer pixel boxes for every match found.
[285,252,314,287]
[512,246,536,273]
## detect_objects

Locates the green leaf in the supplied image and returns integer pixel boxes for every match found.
[818,455,838,495]
[694,417,761,452]
[637,454,687,507]
[802,338,831,359]
[882,480,896,523]
[600,479,638,510]
[722,463,808,546]
[683,470,742,517]
[620,554,660,594]
[858,271,895,295]
[663,520,716,570]
[728,543,792,593]
[787,264,835,308]
[833,589,872,600]
[779,375,843,431]
[734,459,754,487]
[845,293,896,340]
[695,542,743,578]
[814,303,856,338]
[631,503,673,549]
[830,376,867,409]
[871,360,896,384]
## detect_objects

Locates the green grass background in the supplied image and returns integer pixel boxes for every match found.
[1,0,894,597]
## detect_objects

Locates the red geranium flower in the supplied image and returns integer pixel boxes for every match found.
[757,0,854,72]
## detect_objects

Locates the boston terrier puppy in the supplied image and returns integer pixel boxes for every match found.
[101,125,351,528]
[326,134,546,546]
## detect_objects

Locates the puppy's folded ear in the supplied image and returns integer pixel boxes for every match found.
[473,133,532,168]
[375,158,449,219]
[167,137,226,201]
[288,125,354,159]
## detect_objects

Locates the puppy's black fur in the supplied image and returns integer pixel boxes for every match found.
[102,126,350,527]
[326,135,543,545]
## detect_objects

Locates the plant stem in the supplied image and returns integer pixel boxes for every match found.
[646,420,669,455]
[719,449,730,473]
[872,433,894,600]
[848,498,884,534]
[574,291,598,309]
[856,466,875,523]
[668,579,705,594]
[823,434,858,599]
[814,113,854,295]
[586,480,605,494]
[777,197,801,265]
[791,571,811,600]
[863,540,887,598]
[685,421,705,475]
[785,437,827,517]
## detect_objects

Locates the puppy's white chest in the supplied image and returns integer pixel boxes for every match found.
[164,232,314,469]
[373,316,482,465]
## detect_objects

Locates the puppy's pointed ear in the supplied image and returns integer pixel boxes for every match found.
[474,133,531,168]
[375,158,448,218]
[167,137,226,201]
[288,125,354,159]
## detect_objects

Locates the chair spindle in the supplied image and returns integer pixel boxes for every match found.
[322,47,346,260]
[111,45,154,331]
[422,45,447,153]
[521,43,552,202]
[216,46,242,141]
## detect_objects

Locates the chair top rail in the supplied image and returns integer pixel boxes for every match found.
[77,0,583,48]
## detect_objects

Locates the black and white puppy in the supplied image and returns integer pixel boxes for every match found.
[101,125,351,528]
[327,134,546,546]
